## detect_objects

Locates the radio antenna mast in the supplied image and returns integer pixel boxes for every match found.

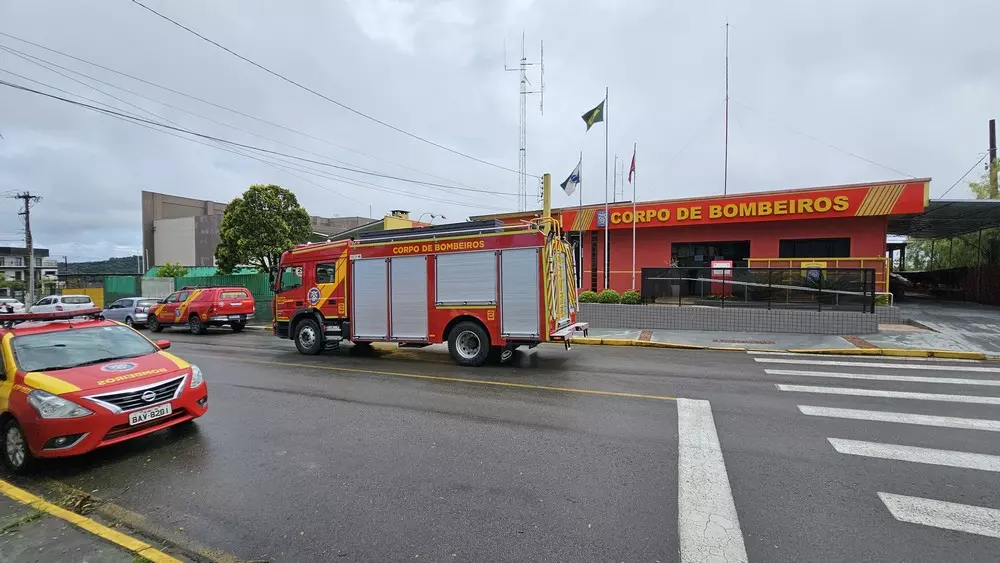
[505,33,544,211]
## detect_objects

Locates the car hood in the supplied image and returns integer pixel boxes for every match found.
[23,351,192,395]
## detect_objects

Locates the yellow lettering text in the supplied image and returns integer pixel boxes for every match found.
[774,200,788,215]
[833,195,849,211]
[723,204,738,218]
[657,208,671,222]
[690,207,702,220]
[797,199,814,213]
[814,197,832,212]
[739,202,756,217]
[611,212,622,224]
[709,205,722,219]
[758,201,772,216]
[677,207,690,221]
[621,211,633,224]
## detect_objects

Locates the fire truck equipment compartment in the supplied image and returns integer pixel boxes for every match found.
[390,256,428,339]
[501,248,541,338]
[435,251,498,306]
[352,258,388,339]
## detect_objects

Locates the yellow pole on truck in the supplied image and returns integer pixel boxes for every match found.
[541,173,552,234]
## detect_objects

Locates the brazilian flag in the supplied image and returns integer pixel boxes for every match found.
[581,100,605,131]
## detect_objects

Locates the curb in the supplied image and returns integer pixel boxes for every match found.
[569,337,987,360]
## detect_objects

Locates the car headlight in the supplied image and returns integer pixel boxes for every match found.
[190,364,204,388]
[27,390,93,419]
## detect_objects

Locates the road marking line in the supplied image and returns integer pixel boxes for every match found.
[879,493,1000,539]
[184,353,678,402]
[776,384,1000,404]
[755,357,1000,372]
[766,368,1000,386]
[828,438,1000,472]
[799,405,1000,432]
[677,398,748,563]
[748,351,978,363]
[0,479,181,563]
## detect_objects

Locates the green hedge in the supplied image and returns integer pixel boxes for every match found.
[621,290,642,305]
[579,291,598,303]
[597,289,621,304]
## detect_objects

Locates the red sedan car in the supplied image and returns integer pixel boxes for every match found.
[0,309,208,473]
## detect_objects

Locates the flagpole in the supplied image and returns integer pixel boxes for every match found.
[578,150,583,289]
[631,142,637,290]
[603,86,609,290]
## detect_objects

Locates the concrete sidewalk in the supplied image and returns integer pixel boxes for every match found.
[577,323,991,359]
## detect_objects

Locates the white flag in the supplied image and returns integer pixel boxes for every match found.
[560,159,582,196]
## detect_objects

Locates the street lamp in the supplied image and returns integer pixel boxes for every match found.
[417,213,446,224]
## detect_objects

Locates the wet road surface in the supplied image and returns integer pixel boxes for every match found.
[7,329,1000,562]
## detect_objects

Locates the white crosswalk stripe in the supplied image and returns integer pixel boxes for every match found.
[748,350,979,363]
[798,405,1000,432]
[879,493,1000,539]
[766,368,1000,386]
[776,384,1000,404]
[755,357,1000,372]
[767,354,1000,541]
[828,438,1000,472]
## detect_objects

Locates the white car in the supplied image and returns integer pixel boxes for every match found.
[0,298,25,314]
[28,295,95,313]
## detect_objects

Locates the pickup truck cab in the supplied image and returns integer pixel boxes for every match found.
[148,286,255,334]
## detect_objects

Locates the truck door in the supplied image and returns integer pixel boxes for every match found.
[309,248,348,319]
[274,264,304,324]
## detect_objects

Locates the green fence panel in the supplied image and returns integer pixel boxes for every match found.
[103,276,141,305]
[173,273,274,323]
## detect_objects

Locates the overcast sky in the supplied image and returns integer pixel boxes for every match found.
[0,0,997,261]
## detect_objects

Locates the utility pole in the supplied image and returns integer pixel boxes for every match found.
[724,21,731,196]
[989,118,997,198]
[14,192,41,305]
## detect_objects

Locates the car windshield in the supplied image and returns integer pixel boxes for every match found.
[137,299,159,307]
[11,325,158,372]
[63,296,93,304]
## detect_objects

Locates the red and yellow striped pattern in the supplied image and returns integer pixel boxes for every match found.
[854,184,906,216]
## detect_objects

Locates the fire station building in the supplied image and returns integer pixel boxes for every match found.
[473,179,931,294]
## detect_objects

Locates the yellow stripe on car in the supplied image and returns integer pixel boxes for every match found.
[158,351,191,370]
[24,372,81,395]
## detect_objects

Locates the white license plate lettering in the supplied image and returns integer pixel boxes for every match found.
[128,403,172,425]
[229,315,242,320]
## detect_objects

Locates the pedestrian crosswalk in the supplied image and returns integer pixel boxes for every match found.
[749,351,1000,539]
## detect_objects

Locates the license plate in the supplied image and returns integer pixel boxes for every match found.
[129,403,171,426]
[229,314,243,320]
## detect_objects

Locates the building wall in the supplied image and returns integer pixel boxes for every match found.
[582,216,889,292]
[142,191,227,267]
[153,216,196,266]
[194,214,222,267]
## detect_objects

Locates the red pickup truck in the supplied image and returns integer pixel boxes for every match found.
[147,286,255,334]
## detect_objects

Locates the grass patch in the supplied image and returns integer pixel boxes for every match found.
[0,509,43,532]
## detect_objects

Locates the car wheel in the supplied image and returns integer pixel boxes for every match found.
[1,419,35,475]
[189,315,207,335]
[231,321,245,333]
[125,316,134,327]
[294,319,323,355]
[148,315,163,333]
[448,321,490,367]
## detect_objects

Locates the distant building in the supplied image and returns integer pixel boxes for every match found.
[141,191,375,267]
[0,246,59,283]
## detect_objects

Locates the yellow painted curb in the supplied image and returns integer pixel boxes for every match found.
[0,479,181,563]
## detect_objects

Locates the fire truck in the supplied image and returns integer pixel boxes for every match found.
[272,217,587,366]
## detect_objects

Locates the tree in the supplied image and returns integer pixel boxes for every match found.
[215,184,312,286]
[905,161,1000,271]
[155,261,189,278]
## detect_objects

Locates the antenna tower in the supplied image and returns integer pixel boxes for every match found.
[505,33,544,211]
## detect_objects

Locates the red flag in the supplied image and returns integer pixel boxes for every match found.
[628,148,636,183]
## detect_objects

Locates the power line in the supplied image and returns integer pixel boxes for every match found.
[0,32,509,196]
[129,1,530,178]
[729,98,915,179]
[0,45,516,201]
[0,79,514,197]
[940,153,989,198]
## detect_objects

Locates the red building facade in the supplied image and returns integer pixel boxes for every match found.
[475,179,930,294]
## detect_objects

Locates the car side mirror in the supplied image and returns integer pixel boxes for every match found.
[156,339,171,350]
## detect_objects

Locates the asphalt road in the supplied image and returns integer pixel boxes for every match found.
[8,328,1000,562]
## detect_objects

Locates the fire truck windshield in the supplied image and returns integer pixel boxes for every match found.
[277,265,302,292]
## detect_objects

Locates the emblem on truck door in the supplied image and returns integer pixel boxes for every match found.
[307,287,322,306]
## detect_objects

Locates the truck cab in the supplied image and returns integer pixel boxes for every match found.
[273,241,350,344]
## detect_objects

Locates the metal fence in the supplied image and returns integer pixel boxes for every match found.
[640,267,878,312]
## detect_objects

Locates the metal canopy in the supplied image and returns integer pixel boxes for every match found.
[888,200,1000,238]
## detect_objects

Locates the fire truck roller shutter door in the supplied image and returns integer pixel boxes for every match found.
[501,248,540,338]
[390,256,428,339]
[352,258,389,339]
[435,251,497,306]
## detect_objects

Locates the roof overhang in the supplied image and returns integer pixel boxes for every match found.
[888,200,1000,239]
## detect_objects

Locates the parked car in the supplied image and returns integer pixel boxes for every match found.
[0,308,208,474]
[29,295,95,313]
[147,286,255,334]
[0,298,26,314]
[101,297,162,328]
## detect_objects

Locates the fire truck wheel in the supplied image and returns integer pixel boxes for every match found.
[295,319,324,355]
[449,321,490,367]
[2,418,36,475]
[189,315,207,335]
[148,315,163,333]
[231,321,245,333]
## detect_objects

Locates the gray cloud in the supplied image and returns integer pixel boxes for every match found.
[0,0,997,261]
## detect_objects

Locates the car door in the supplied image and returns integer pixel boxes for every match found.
[157,293,181,324]
[31,297,52,313]
[110,299,130,321]
[102,299,121,321]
